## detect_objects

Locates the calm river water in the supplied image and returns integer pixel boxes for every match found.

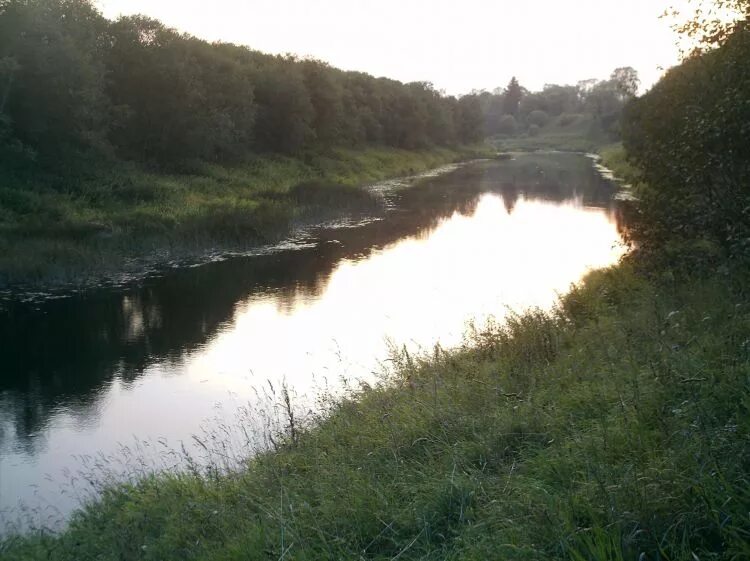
[0,152,626,530]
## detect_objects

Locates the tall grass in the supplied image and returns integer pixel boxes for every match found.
[0,145,489,287]
[599,143,643,185]
[3,259,748,560]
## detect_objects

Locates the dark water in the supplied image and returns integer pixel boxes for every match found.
[0,153,626,529]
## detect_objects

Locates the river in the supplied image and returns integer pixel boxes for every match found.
[0,152,626,531]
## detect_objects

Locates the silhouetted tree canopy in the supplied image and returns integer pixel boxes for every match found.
[669,0,750,52]
[502,76,523,116]
[0,0,484,171]
[610,67,640,99]
[622,14,750,260]
[477,70,637,139]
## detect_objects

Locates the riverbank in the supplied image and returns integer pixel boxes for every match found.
[2,251,747,559]
[490,114,613,153]
[598,142,642,185]
[0,145,489,290]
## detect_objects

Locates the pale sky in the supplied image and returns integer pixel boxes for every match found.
[96,0,688,95]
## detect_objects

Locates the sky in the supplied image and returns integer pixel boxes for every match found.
[96,0,689,95]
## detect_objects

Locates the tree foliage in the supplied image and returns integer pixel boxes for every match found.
[0,0,484,173]
[622,20,750,260]
[610,67,640,98]
[478,70,637,138]
[502,76,523,116]
[0,0,110,159]
[667,0,750,53]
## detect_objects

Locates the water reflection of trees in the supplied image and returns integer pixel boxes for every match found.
[0,153,624,451]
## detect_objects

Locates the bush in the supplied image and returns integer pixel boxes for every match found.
[557,112,581,127]
[527,109,549,127]
[496,114,517,135]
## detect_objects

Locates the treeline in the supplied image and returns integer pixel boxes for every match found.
[621,15,750,261]
[475,69,639,138]
[0,0,484,168]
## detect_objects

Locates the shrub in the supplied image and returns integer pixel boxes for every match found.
[527,109,550,127]
[557,112,581,126]
[496,114,517,135]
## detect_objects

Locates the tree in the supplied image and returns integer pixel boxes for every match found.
[502,76,523,116]
[610,67,640,99]
[622,16,750,257]
[668,0,750,53]
[478,90,505,136]
[585,81,620,121]
[0,0,110,158]
[300,59,344,146]
[0,56,19,115]
[496,114,517,135]
[252,58,315,154]
[340,71,385,144]
[106,16,215,162]
[0,0,483,170]
[539,84,581,115]
[456,94,483,143]
[527,109,550,127]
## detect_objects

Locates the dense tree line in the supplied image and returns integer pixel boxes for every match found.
[0,0,484,169]
[476,68,639,138]
[621,8,750,260]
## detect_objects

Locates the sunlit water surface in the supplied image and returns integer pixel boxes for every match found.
[0,153,626,530]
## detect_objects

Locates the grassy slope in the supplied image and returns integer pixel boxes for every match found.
[3,260,748,560]
[491,114,612,153]
[0,145,488,287]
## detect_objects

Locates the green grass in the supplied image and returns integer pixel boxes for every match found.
[599,143,643,185]
[3,259,748,560]
[491,114,613,153]
[0,145,490,287]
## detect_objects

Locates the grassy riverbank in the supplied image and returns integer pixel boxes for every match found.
[490,114,613,153]
[0,145,488,288]
[3,256,748,560]
[599,143,642,185]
